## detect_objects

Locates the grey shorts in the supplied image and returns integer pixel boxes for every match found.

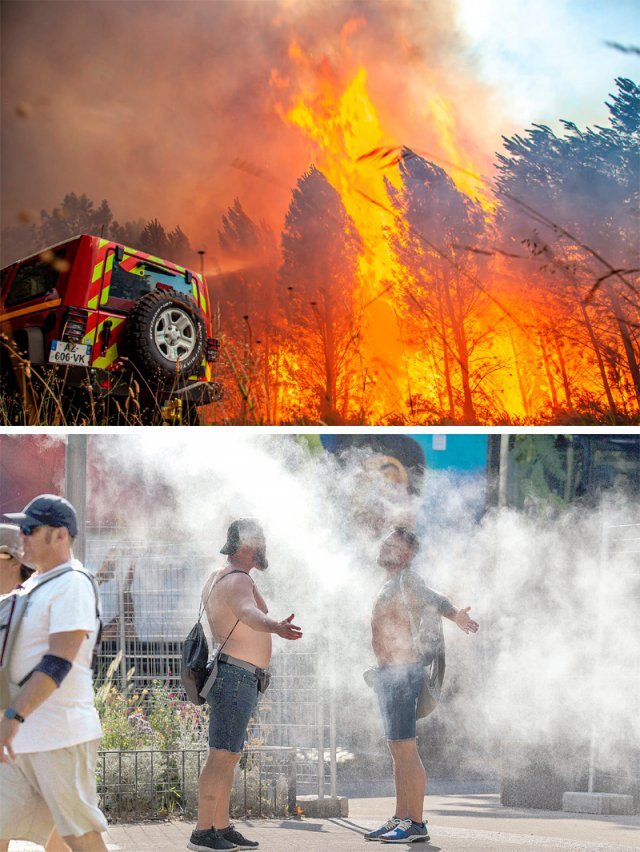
[207,660,260,753]
[0,739,108,844]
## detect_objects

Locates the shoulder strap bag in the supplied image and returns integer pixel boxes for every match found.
[181,569,247,705]
[0,566,102,711]
[399,571,446,719]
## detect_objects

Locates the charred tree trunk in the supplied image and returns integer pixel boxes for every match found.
[321,296,337,417]
[437,280,455,420]
[537,331,559,412]
[427,329,445,417]
[551,328,573,410]
[605,284,640,407]
[511,328,532,419]
[577,300,617,419]
[443,274,475,423]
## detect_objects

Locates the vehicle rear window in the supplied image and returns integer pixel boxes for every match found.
[108,256,192,304]
[5,251,67,308]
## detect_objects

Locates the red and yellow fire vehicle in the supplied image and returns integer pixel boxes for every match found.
[0,234,222,423]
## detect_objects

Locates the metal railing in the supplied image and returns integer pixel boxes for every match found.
[85,532,339,814]
[97,746,297,820]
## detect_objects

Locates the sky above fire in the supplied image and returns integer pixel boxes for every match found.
[1,0,638,256]
[456,0,640,127]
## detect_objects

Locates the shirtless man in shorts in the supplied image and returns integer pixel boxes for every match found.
[366,527,479,844]
[188,519,302,852]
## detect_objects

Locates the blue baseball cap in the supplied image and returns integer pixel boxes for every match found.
[5,494,78,537]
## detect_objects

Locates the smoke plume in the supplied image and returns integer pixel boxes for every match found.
[1,0,501,248]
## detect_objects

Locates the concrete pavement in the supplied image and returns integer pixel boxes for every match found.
[7,794,640,851]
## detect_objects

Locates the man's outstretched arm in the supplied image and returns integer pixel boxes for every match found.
[408,573,479,634]
[443,605,479,633]
[226,575,303,639]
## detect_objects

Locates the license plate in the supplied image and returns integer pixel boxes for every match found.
[49,340,92,366]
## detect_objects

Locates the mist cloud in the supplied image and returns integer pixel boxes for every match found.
[81,431,640,784]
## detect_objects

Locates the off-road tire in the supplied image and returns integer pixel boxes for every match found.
[126,289,206,383]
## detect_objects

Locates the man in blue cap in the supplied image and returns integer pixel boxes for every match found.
[0,495,108,852]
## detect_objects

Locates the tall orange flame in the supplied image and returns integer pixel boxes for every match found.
[262,27,633,424]
[274,35,502,417]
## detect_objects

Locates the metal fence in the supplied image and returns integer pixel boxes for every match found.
[97,746,297,820]
[85,532,337,817]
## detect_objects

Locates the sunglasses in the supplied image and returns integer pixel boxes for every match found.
[20,523,46,536]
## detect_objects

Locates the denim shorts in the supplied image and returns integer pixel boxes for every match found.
[374,662,425,741]
[207,660,260,753]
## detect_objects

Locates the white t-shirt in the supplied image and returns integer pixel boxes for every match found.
[9,559,103,753]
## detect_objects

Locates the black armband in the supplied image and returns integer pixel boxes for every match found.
[33,654,73,687]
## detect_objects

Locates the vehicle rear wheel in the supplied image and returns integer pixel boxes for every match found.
[126,289,206,384]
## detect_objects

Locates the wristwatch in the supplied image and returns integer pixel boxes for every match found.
[4,707,25,723]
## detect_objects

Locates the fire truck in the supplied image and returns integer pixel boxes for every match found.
[0,235,222,424]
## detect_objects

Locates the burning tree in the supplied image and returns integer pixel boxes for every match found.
[278,166,362,423]
[387,151,499,424]
[494,77,640,419]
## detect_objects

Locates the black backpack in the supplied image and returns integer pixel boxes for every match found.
[180,570,246,704]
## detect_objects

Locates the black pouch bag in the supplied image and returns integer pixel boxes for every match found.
[256,668,271,693]
[181,620,210,705]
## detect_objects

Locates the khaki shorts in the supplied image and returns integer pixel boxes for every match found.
[0,739,108,844]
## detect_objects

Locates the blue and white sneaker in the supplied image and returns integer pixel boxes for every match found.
[364,817,401,841]
[380,817,430,843]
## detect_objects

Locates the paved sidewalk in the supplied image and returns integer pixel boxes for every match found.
[7,795,640,851]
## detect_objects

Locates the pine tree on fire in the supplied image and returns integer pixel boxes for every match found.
[279,166,362,423]
[387,149,495,424]
[494,77,640,417]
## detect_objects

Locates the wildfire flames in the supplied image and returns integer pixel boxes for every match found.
[253,25,638,424]
[3,2,638,425]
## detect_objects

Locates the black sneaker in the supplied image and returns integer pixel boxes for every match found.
[187,827,238,851]
[220,824,259,849]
